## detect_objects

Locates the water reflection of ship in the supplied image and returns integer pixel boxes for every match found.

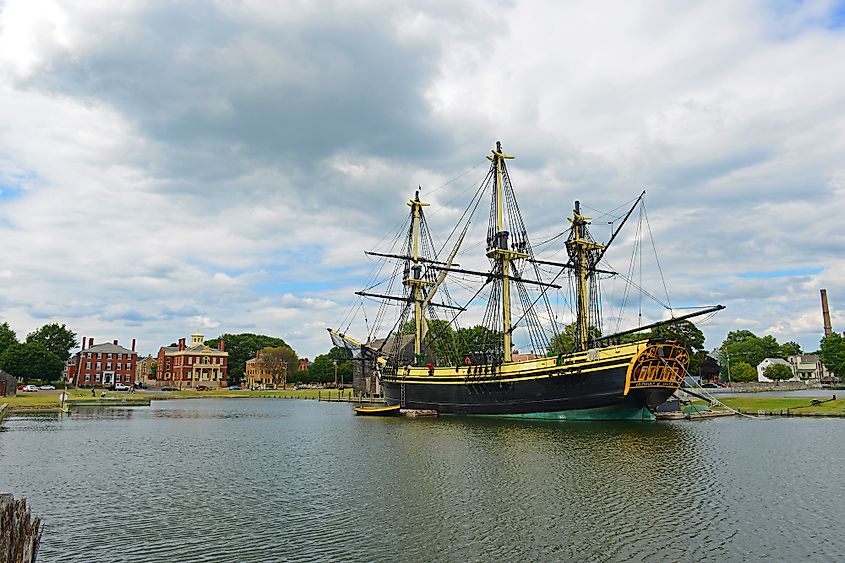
[330,142,722,420]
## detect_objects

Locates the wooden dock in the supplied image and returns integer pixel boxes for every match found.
[656,410,735,421]
[66,397,151,408]
[0,494,41,563]
[318,391,386,404]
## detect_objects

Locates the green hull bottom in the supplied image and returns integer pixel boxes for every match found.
[483,404,655,421]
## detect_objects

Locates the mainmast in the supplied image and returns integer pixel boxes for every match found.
[405,191,432,356]
[567,201,605,351]
[485,142,525,362]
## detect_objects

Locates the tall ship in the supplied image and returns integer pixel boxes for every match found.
[330,142,723,420]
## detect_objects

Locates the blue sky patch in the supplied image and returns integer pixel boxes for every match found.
[0,183,23,200]
[829,1,845,28]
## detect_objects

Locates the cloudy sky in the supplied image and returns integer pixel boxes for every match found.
[1,0,844,360]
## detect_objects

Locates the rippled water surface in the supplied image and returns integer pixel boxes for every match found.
[2,399,844,562]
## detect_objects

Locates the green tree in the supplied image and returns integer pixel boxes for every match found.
[729,361,757,383]
[650,320,706,375]
[205,333,293,386]
[257,346,298,388]
[455,325,503,360]
[548,322,602,355]
[401,318,460,365]
[309,351,352,385]
[26,323,78,362]
[763,363,794,382]
[592,320,705,374]
[0,342,64,383]
[780,341,802,357]
[0,322,18,357]
[720,330,783,378]
[819,333,845,378]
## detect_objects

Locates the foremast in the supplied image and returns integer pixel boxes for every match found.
[406,191,432,357]
[486,142,527,363]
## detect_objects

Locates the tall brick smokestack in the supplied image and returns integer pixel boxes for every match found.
[132,338,136,352]
[821,289,833,337]
[218,339,225,352]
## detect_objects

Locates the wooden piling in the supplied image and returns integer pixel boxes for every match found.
[0,494,42,563]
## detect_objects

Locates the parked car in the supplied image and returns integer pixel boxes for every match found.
[133,382,148,389]
[39,385,56,390]
[195,385,211,391]
[701,383,719,388]
[160,386,178,391]
[228,385,241,390]
[23,384,39,392]
[114,383,131,391]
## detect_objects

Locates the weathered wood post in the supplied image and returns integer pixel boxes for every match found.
[0,494,42,563]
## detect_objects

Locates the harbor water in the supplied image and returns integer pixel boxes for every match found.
[2,398,844,562]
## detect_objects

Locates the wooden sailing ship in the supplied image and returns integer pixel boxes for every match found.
[330,142,723,420]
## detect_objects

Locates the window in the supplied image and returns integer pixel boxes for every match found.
[125,375,130,382]
[96,353,101,359]
[106,364,112,370]
[86,362,91,369]
[85,374,91,382]
[86,352,92,358]
[96,362,102,369]
[95,374,101,382]
[117,363,122,370]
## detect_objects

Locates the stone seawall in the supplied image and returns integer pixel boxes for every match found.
[728,381,820,392]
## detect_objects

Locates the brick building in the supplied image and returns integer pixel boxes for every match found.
[135,354,156,385]
[156,331,228,389]
[245,355,277,389]
[70,337,138,387]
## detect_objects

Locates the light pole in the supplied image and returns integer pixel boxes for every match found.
[333,359,338,389]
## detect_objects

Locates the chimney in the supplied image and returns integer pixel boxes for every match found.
[821,289,833,337]
[179,338,185,351]
[113,339,118,345]
[89,337,94,348]
[218,339,225,352]
[81,337,86,351]
[132,338,136,352]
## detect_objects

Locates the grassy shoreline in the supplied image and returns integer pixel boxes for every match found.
[2,387,354,413]
[5,390,844,418]
[706,396,845,417]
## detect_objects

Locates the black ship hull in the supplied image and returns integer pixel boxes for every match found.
[381,357,679,421]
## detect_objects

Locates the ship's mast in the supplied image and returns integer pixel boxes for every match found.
[405,191,431,357]
[567,201,605,351]
[485,142,525,362]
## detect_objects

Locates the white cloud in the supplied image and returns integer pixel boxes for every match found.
[1,0,844,360]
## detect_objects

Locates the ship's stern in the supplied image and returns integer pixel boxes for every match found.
[624,343,689,411]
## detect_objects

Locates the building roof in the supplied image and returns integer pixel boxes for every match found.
[81,342,136,355]
[159,344,228,355]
